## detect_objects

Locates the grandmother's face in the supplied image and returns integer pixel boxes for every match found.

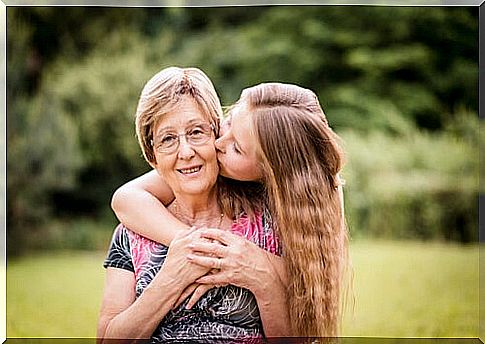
[151,97,219,197]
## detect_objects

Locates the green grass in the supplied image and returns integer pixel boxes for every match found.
[341,240,479,337]
[7,251,106,338]
[7,241,479,338]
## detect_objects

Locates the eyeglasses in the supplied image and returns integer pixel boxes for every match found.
[151,123,215,154]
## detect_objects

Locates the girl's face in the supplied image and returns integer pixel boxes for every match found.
[215,104,263,182]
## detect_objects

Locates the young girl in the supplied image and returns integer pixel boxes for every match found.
[112,82,348,337]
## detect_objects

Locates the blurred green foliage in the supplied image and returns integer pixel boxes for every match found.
[342,111,479,242]
[7,7,479,254]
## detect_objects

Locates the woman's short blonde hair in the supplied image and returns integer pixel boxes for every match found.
[135,66,223,164]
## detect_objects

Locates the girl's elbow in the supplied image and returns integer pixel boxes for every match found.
[111,187,124,212]
[111,186,134,217]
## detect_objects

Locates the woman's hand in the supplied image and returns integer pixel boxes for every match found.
[173,283,215,310]
[186,228,292,336]
[158,227,212,290]
[185,228,292,337]
[186,228,275,294]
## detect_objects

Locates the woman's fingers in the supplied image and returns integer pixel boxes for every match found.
[172,226,200,245]
[173,282,198,309]
[181,226,199,237]
[189,241,227,257]
[187,254,224,270]
[199,228,235,245]
[195,274,227,285]
[185,284,213,309]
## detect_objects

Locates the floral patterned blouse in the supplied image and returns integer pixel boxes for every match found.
[103,209,281,343]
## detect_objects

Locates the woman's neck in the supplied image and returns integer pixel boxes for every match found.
[170,190,222,228]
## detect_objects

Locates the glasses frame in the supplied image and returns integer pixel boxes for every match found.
[150,122,215,154]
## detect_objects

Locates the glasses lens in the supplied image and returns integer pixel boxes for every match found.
[157,134,178,152]
[155,123,213,154]
[187,124,212,145]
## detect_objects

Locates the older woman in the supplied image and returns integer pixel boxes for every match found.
[97,67,289,342]
[111,82,349,337]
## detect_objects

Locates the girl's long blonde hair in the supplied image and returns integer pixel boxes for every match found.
[239,83,349,337]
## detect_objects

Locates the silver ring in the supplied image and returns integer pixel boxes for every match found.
[215,258,222,270]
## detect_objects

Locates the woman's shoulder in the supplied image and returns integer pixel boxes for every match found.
[103,224,134,271]
[110,224,166,255]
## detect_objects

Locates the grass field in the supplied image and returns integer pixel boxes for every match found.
[7,240,479,338]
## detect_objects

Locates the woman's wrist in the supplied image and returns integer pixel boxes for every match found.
[153,266,190,296]
[246,252,280,299]
[254,272,284,300]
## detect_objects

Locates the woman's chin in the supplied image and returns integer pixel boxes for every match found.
[179,184,213,196]
[175,176,217,196]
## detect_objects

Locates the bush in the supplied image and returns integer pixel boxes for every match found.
[7,7,478,253]
[341,112,478,242]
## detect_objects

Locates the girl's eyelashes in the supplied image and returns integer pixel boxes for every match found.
[232,142,241,154]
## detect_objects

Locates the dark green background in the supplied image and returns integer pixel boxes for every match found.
[7,6,480,255]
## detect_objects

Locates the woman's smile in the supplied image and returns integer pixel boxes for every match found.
[177,164,203,177]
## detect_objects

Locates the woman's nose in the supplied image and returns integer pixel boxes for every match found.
[177,137,196,159]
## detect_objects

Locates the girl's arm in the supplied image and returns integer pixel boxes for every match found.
[111,169,190,245]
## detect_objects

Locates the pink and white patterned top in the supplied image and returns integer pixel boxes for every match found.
[104,209,281,343]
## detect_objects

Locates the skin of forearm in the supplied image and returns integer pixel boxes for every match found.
[242,250,291,337]
[265,253,288,287]
[251,268,292,337]
[112,187,190,245]
[101,272,186,341]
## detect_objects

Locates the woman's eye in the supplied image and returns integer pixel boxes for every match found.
[189,129,204,136]
[161,135,177,144]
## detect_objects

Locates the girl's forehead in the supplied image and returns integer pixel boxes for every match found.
[230,106,247,129]
[232,106,258,152]
[231,103,249,121]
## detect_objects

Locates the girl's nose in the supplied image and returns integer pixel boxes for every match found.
[215,136,226,153]
[215,136,225,153]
